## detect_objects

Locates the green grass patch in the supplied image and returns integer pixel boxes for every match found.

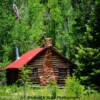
[0,77,100,100]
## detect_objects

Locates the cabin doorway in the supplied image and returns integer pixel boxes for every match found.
[6,69,19,85]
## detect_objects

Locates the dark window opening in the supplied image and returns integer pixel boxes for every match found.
[57,68,67,85]
[32,68,38,77]
[6,69,19,85]
[58,68,67,77]
[31,68,39,84]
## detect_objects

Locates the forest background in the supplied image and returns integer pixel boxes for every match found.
[0,0,100,92]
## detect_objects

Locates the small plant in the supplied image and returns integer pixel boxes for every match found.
[64,76,85,98]
[17,67,32,99]
[47,81,58,99]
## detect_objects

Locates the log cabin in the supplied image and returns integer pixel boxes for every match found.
[5,38,74,86]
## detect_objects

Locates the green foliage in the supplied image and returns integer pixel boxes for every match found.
[70,0,100,90]
[0,81,100,100]
[75,46,100,90]
[47,81,58,99]
[64,76,85,97]
[18,67,31,85]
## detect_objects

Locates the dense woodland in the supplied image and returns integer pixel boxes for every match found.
[0,0,100,91]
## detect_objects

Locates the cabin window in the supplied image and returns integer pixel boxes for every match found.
[32,68,38,77]
[58,68,67,77]
[31,68,39,84]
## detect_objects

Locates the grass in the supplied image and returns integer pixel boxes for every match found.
[0,85,100,100]
[0,77,100,100]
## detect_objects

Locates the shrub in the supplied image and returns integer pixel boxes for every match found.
[47,81,58,99]
[64,76,85,98]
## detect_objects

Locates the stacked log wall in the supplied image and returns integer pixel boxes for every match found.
[28,50,70,85]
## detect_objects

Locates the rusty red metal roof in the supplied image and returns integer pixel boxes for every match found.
[5,48,44,69]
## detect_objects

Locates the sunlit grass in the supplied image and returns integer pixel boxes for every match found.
[0,77,100,100]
